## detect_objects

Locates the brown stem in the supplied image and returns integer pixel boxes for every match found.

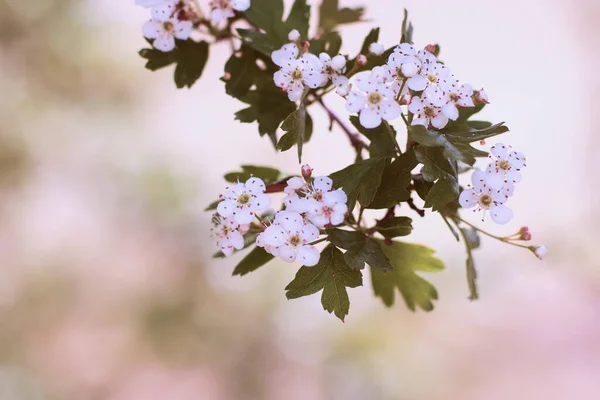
[265,183,287,193]
[407,197,425,217]
[316,98,367,155]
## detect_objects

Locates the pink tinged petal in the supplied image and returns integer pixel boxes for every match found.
[256,232,266,247]
[299,223,320,242]
[153,33,175,52]
[407,75,428,91]
[263,225,287,247]
[220,239,234,257]
[211,8,234,23]
[331,55,346,71]
[151,3,175,21]
[231,0,250,11]
[245,177,266,194]
[490,205,513,225]
[431,114,449,129]
[490,143,508,159]
[308,214,329,228]
[471,169,487,190]
[506,169,521,184]
[359,106,382,129]
[229,230,244,250]
[381,100,402,121]
[278,245,297,263]
[459,189,479,208]
[485,169,505,190]
[217,199,236,217]
[345,91,367,113]
[323,189,347,206]
[234,207,254,224]
[250,193,271,210]
[274,211,304,233]
[142,20,163,39]
[313,176,333,191]
[442,103,459,121]
[458,97,475,107]
[329,210,345,226]
[298,245,320,266]
[273,70,290,89]
[174,20,193,40]
[286,177,305,190]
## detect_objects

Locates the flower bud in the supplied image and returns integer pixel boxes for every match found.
[301,164,313,180]
[239,224,251,235]
[302,40,310,53]
[223,72,231,81]
[399,93,412,105]
[288,29,300,42]
[531,245,548,260]
[369,42,384,56]
[356,54,367,66]
[475,88,489,104]
[424,43,436,53]
[479,139,486,146]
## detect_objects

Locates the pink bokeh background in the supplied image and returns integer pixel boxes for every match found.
[0,0,599,398]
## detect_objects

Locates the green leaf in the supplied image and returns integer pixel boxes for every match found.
[277,97,311,162]
[318,0,365,33]
[367,151,417,209]
[371,240,444,311]
[442,122,509,143]
[457,226,481,300]
[237,29,279,57]
[232,247,275,276]
[205,199,221,211]
[350,116,395,157]
[326,228,369,249]
[375,217,413,239]
[330,157,388,211]
[244,0,287,45]
[414,146,456,182]
[327,228,394,271]
[400,9,414,44]
[286,0,310,38]
[309,31,342,57]
[413,175,434,201]
[456,99,485,123]
[285,244,362,321]
[140,40,210,89]
[347,30,396,77]
[224,165,281,184]
[424,176,459,211]
[223,44,259,98]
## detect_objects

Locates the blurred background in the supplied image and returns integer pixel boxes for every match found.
[0,0,599,399]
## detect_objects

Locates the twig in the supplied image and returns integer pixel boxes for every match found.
[407,197,425,217]
[316,98,367,155]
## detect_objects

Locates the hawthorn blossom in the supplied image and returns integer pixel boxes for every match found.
[484,143,527,189]
[211,216,245,257]
[532,245,548,260]
[288,29,301,41]
[386,44,437,91]
[427,78,474,120]
[217,177,271,224]
[143,11,193,52]
[369,42,385,55]
[209,0,250,24]
[258,211,321,266]
[346,70,401,128]
[418,62,451,94]
[136,0,175,8]
[459,169,513,224]
[318,53,349,95]
[272,45,326,101]
[408,96,448,129]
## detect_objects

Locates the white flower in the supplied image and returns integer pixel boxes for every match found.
[143,13,193,52]
[484,143,527,189]
[272,48,326,101]
[345,70,402,129]
[211,216,245,257]
[476,88,489,104]
[532,245,548,260]
[317,52,349,96]
[386,45,437,91]
[408,96,449,129]
[288,29,300,41]
[257,211,321,266]
[209,0,250,23]
[416,62,451,93]
[136,0,175,8]
[459,169,513,224]
[426,78,474,120]
[369,42,385,55]
[217,177,271,224]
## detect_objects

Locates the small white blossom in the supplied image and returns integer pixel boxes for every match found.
[136,0,175,8]
[484,143,527,189]
[345,70,402,129]
[356,54,368,66]
[257,211,321,266]
[386,45,437,91]
[288,29,300,41]
[143,11,193,52]
[532,245,548,260]
[408,96,449,129]
[211,216,245,257]
[272,45,326,101]
[459,169,513,224]
[426,78,474,120]
[217,177,271,224]
[209,0,250,24]
[369,42,385,55]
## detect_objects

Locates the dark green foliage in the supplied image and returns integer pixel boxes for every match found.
[330,157,388,210]
[285,244,363,321]
[327,229,394,271]
[375,217,413,239]
[400,9,414,44]
[319,0,365,33]
[367,151,418,209]
[371,240,444,311]
[224,165,281,184]
[223,44,260,98]
[232,247,275,276]
[350,116,396,158]
[140,39,210,88]
[277,96,312,162]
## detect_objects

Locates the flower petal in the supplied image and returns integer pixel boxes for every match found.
[229,230,244,250]
[380,99,402,121]
[459,189,479,208]
[262,225,287,247]
[299,223,320,242]
[153,33,175,52]
[298,245,320,266]
[359,106,382,129]
[490,205,513,225]
[274,211,304,233]
[245,177,266,194]
[490,143,508,159]
[345,91,367,113]
[174,20,193,40]
[250,193,271,210]
[278,245,297,263]
[217,199,236,217]
[142,20,162,39]
[313,176,333,191]
[234,207,254,224]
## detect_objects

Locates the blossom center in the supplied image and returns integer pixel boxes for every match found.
[479,194,493,207]
[291,68,303,80]
[368,92,382,105]
[289,234,301,246]
[427,74,438,83]
[424,106,436,118]
[311,191,323,201]
[498,160,510,170]
[163,21,175,33]
[449,93,460,102]
[238,193,251,205]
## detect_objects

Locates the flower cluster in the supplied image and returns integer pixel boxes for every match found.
[136,0,251,52]
[211,167,348,266]
[459,143,527,224]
